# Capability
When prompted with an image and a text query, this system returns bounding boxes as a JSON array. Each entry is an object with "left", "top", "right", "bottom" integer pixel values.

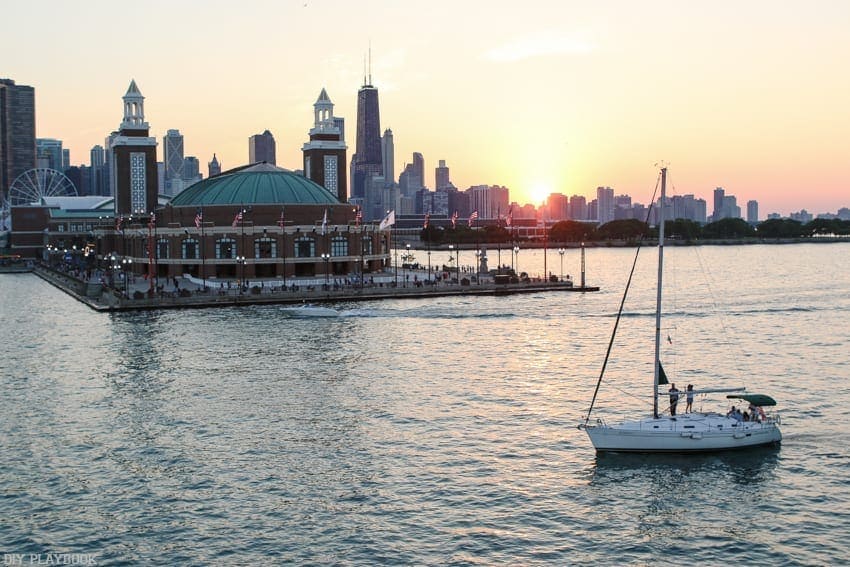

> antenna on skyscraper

[
  {"left": 363, "top": 53, "right": 367, "bottom": 85},
  {"left": 368, "top": 40, "right": 372, "bottom": 85}
]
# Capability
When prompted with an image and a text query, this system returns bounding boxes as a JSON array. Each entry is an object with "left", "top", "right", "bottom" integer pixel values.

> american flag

[
  {"left": 355, "top": 207, "right": 362, "bottom": 227},
  {"left": 321, "top": 209, "right": 328, "bottom": 235},
  {"left": 451, "top": 210, "right": 458, "bottom": 229},
  {"left": 232, "top": 210, "right": 243, "bottom": 228},
  {"left": 115, "top": 215, "right": 123, "bottom": 233},
  {"left": 195, "top": 209, "right": 203, "bottom": 229},
  {"left": 277, "top": 208, "right": 285, "bottom": 228},
  {"left": 506, "top": 205, "right": 513, "bottom": 227},
  {"left": 148, "top": 212, "right": 156, "bottom": 229},
  {"left": 469, "top": 210, "right": 479, "bottom": 226},
  {"left": 423, "top": 212, "right": 430, "bottom": 229}
]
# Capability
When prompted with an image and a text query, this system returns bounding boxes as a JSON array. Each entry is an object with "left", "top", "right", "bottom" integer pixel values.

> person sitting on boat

[
  {"left": 749, "top": 402, "right": 766, "bottom": 423},
  {"left": 668, "top": 383, "right": 680, "bottom": 416},
  {"left": 685, "top": 384, "right": 695, "bottom": 413}
]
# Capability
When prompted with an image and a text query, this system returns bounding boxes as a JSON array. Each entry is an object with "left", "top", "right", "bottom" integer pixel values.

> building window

[
  {"left": 156, "top": 238, "right": 169, "bottom": 259},
  {"left": 216, "top": 238, "right": 236, "bottom": 259},
  {"left": 295, "top": 236, "right": 315, "bottom": 258},
  {"left": 182, "top": 238, "right": 199, "bottom": 260},
  {"left": 130, "top": 152, "right": 147, "bottom": 214},
  {"left": 362, "top": 236, "right": 373, "bottom": 255},
  {"left": 324, "top": 155, "right": 338, "bottom": 194},
  {"left": 331, "top": 236, "right": 348, "bottom": 257},
  {"left": 255, "top": 237, "right": 276, "bottom": 259}
]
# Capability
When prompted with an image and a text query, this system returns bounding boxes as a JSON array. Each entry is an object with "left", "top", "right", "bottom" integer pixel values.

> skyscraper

[
  {"left": 90, "top": 145, "right": 106, "bottom": 196},
  {"left": 302, "top": 88, "right": 348, "bottom": 202},
  {"left": 381, "top": 128, "right": 394, "bottom": 183},
  {"left": 0, "top": 78, "right": 36, "bottom": 202},
  {"left": 569, "top": 195, "right": 588, "bottom": 220},
  {"left": 108, "top": 80, "right": 158, "bottom": 216},
  {"left": 351, "top": 74, "right": 382, "bottom": 201},
  {"left": 435, "top": 159, "right": 450, "bottom": 191},
  {"left": 163, "top": 129, "right": 185, "bottom": 194},
  {"left": 712, "top": 187, "right": 725, "bottom": 222},
  {"left": 249, "top": 130, "right": 276, "bottom": 165},
  {"left": 36, "top": 138, "right": 63, "bottom": 170},
  {"left": 208, "top": 154, "right": 221, "bottom": 178},
  {"left": 747, "top": 200, "right": 758, "bottom": 224},
  {"left": 596, "top": 186, "right": 615, "bottom": 224}
]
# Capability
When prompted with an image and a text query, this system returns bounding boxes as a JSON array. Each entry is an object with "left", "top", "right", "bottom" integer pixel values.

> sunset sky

[{"left": 3, "top": 0, "right": 849, "bottom": 215}]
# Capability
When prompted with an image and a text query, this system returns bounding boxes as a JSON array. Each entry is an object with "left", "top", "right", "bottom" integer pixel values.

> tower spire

[{"left": 368, "top": 41, "right": 372, "bottom": 85}]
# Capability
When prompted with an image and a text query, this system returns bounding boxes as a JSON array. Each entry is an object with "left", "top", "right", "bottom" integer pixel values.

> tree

[
  {"left": 549, "top": 220, "right": 594, "bottom": 242},
  {"left": 595, "top": 219, "right": 650, "bottom": 241},
  {"left": 804, "top": 218, "right": 850, "bottom": 236},
  {"left": 666, "top": 218, "right": 702, "bottom": 241},
  {"left": 756, "top": 218, "right": 803, "bottom": 238},
  {"left": 702, "top": 218, "right": 755, "bottom": 239}
]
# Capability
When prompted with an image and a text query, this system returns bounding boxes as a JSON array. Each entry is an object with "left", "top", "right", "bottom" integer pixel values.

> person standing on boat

[
  {"left": 668, "top": 383, "right": 680, "bottom": 416},
  {"left": 686, "top": 384, "right": 695, "bottom": 413}
]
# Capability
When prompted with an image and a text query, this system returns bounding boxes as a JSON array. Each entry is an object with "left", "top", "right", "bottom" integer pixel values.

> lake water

[{"left": 1, "top": 242, "right": 849, "bottom": 565}]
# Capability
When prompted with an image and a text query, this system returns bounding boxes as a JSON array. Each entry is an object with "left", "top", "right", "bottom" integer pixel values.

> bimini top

[{"left": 170, "top": 163, "right": 340, "bottom": 207}]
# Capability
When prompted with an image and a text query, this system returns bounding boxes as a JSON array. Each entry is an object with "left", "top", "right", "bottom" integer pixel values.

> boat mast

[{"left": 653, "top": 167, "right": 667, "bottom": 418}]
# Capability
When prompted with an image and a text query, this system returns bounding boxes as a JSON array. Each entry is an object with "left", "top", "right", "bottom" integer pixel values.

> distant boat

[
  {"left": 281, "top": 303, "right": 339, "bottom": 317},
  {"left": 579, "top": 167, "right": 782, "bottom": 453}
]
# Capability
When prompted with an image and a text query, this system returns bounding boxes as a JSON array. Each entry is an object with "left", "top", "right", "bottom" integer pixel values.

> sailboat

[{"left": 579, "top": 167, "right": 782, "bottom": 453}]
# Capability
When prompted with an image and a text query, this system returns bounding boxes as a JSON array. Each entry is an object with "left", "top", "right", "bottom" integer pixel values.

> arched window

[
  {"left": 156, "top": 238, "right": 169, "bottom": 259},
  {"left": 331, "top": 236, "right": 348, "bottom": 257},
  {"left": 182, "top": 238, "right": 199, "bottom": 259},
  {"left": 255, "top": 237, "right": 276, "bottom": 259},
  {"left": 216, "top": 237, "right": 236, "bottom": 259},
  {"left": 295, "top": 236, "right": 315, "bottom": 258}
]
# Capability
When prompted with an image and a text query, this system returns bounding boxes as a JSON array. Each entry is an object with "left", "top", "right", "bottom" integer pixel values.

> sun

[{"left": 528, "top": 182, "right": 552, "bottom": 205}]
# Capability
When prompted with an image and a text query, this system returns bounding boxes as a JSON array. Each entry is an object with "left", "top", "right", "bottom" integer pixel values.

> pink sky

[{"left": 3, "top": 0, "right": 848, "bottom": 216}]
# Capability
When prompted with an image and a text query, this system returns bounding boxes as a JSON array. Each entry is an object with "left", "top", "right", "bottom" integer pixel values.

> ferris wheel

[{"left": 8, "top": 167, "right": 78, "bottom": 206}]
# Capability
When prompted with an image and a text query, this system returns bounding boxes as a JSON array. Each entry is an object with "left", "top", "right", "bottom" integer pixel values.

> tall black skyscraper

[
  {"left": 351, "top": 72, "right": 382, "bottom": 201},
  {"left": 0, "top": 78, "right": 36, "bottom": 204},
  {"left": 249, "top": 130, "right": 276, "bottom": 165}
]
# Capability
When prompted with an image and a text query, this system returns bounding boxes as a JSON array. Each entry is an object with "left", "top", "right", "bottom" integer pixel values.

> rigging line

[
  {"left": 584, "top": 170, "right": 662, "bottom": 425},
  {"left": 692, "top": 245, "right": 747, "bottom": 375}
]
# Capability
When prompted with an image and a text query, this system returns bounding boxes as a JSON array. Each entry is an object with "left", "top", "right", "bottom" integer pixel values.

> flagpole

[
  {"left": 497, "top": 206, "right": 502, "bottom": 274},
  {"left": 201, "top": 209, "right": 206, "bottom": 291},
  {"left": 393, "top": 225, "right": 398, "bottom": 287},
  {"left": 282, "top": 208, "right": 286, "bottom": 289}
]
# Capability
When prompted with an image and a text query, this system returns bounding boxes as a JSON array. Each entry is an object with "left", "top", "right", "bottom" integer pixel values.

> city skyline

[{"left": 2, "top": 0, "right": 849, "bottom": 215}]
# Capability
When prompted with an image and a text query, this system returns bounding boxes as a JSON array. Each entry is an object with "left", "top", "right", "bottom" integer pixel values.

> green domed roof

[{"left": 170, "top": 163, "right": 340, "bottom": 207}]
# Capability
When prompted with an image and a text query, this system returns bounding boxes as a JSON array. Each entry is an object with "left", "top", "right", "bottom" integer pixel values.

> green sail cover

[
  {"left": 657, "top": 362, "right": 669, "bottom": 385},
  {"left": 726, "top": 394, "right": 777, "bottom": 407}
]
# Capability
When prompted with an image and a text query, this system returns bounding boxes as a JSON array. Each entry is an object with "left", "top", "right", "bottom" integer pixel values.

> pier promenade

[{"left": 31, "top": 263, "right": 599, "bottom": 312}]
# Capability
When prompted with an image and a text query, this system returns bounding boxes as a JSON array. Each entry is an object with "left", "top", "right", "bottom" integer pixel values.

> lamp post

[
  {"left": 558, "top": 247, "right": 565, "bottom": 281},
  {"left": 321, "top": 252, "right": 330, "bottom": 285},
  {"left": 513, "top": 245, "right": 520, "bottom": 278},
  {"left": 122, "top": 258, "right": 131, "bottom": 295},
  {"left": 580, "top": 240, "right": 586, "bottom": 289},
  {"left": 404, "top": 243, "right": 410, "bottom": 287},
  {"left": 236, "top": 255, "right": 246, "bottom": 291}
]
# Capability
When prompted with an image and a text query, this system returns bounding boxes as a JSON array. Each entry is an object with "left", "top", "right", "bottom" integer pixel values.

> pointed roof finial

[
  {"left": 317, "top": 87, "right": 331, "bottom": 104},
  {"left": 125, "top": 79, "right": 141, "bottom": 96}
]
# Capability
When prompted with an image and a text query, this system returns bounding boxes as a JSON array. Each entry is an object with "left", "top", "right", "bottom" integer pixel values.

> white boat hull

[
  {"left": 583, "top": 413, "right": 782, "bottom": 453},
  {"left": 281, "top": 305, "right": 339, "bottom": 317}
]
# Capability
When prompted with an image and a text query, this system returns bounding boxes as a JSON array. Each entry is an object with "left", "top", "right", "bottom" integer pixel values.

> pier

[{"left": 30, "top": 263, "right": 599, "bottom": 312}]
